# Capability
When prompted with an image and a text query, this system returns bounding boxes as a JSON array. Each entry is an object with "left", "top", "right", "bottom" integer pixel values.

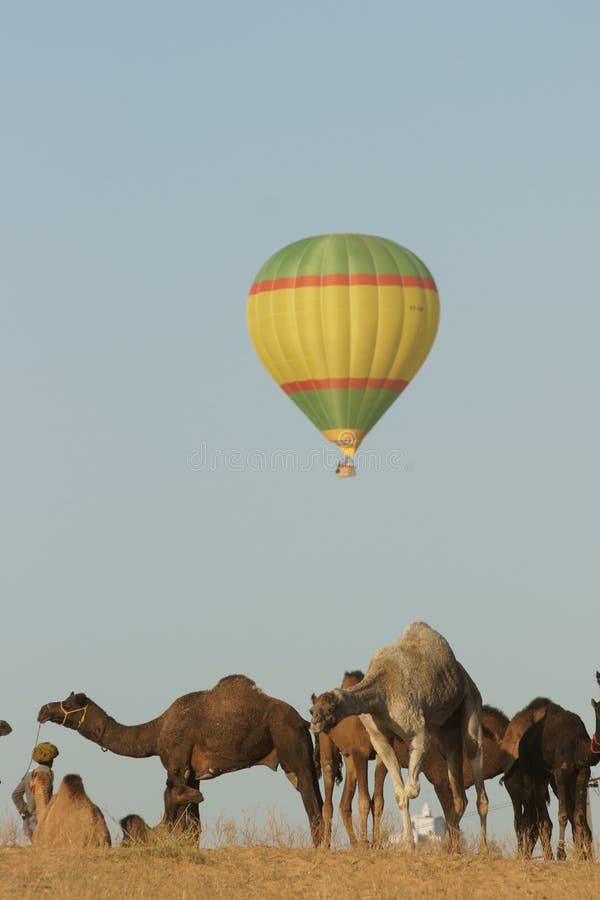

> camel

[
  {"left": 316, "top": 671, "right": 507, "bottom": 850},
  {"left": 498, "top": 697, "right": 550, "bottom": 855},
  {"left": 38, "top": 674, "right": 323, "bottom": 845},
  {"left": 0, "top": 721, "right": 11, "bottom": 737},
  {"left": 391, "top": 704, "right": 508, "bottom": 850},
  {"left": 310, "top": 622, "right": 489, "bottom": 852},
  {"left": 512, "top": 676, "right": 600, "bottom": 861},
  {"left": 120, "top": 813, "right": 151, "bottom": 845},
  {"left": 315, "top": 670, "right": 384, "bottom": 848},
  {"left": 30, "top": 770, "right": 111, "bottom": 848}
]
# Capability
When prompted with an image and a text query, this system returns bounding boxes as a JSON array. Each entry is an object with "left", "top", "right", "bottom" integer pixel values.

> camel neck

[
  {"left": 581, "top": 732, "right": 600, "bottom": 768},
  {"left": 337, "top": 677, "right": 385, "bottom": 717},
  {"left": 79, "top": 706, "right": 163, "bottom": 759}
]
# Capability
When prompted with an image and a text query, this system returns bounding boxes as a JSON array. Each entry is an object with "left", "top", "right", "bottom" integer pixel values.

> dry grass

[{"left": 2, "top": 814, "right": 600, "bottom": 899}]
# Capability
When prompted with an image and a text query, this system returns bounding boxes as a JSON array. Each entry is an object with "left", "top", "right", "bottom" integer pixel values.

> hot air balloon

[{"left": 247, "top": 234, "right": 439, "bottom": 476}]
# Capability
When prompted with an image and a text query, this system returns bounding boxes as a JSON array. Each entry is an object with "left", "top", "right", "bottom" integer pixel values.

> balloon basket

[{"left": 335, "top": 460, "right": 356, "bottom": 478}]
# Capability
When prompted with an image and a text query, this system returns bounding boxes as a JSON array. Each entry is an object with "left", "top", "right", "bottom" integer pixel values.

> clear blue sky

[{"left": 2, "top": 1, "right": 599, "bottom": 843}]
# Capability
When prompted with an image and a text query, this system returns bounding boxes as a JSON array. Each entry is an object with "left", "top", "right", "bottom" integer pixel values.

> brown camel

[
  {"left": 315, "top": 670, "right": 384, "bottom": 848},
  {"left": 31, "top": 770, "right": 111, "bottom": 848},
  {"left": 120, "top": 813, "right": 151, "bottom": 845},
  {"left": 0, "top": 721, "right": 11, "bottom": 737},
  {"left": 512, "top": 676, "right": 600, "bottom": 861},
  {"left": 498, "top": 697, "right": 550, "bottom": 855},
  {"left": 310, "top": 622, "right": 489, "bottom": 852},
  {"left": 38, "top": 675, "right": 323, "bottom": 845}
]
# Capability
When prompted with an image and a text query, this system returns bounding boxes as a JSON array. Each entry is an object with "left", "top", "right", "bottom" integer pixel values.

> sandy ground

[{"left": 2, "top": 846, "right": 600, "bottom": 899}]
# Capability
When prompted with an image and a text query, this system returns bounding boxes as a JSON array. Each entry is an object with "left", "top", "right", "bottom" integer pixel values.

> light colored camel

[
  {"left": 310, "top": 622, "right": 489, "bottom": 851},
  {"left": 31, "top": 770, "right": 111, "bottom": 848}
]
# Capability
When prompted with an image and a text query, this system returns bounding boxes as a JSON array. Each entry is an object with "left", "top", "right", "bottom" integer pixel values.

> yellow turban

[{"left": 32, "top": 742, "right": 59, "bottom": 764}]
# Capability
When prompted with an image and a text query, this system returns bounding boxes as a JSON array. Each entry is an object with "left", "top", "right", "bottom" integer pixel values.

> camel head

[
  {"left": 309, "top": 690, "right": 343, "bottom": 734},
  {"left": 0, "top": 720, "right": 12, "bottom": 737},
  {"left": 30, "top": 768, "right": 53, "bottom": 804},
  {"left": 591, "top": 672, "right": 600, "bottom": 717},
  {"left": 163, "top": 778, "right": 204, "bottom": 823},
  {"left": 166, "top": 779, "right": 204, "bottom": 806},
  {"left": 38, "top": 692, "right": 90, "bottom": 729}
]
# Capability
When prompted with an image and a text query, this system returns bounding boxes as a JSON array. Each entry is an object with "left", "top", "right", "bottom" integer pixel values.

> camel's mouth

[{"left": 37, "top": 704, "right": 53, "bottom": 724}]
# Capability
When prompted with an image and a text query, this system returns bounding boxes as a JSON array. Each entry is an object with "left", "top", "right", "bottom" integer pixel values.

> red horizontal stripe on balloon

[
  {"left": 249, "top": 274, "right": 436, "bottom": 294},
  {"left": 281, "top": 377, "right": 409, "bottom": 395}
]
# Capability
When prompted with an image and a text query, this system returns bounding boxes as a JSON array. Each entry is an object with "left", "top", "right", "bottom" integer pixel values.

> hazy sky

[{"left": 2, "top": 1, "right": 599, "bottom": 843}]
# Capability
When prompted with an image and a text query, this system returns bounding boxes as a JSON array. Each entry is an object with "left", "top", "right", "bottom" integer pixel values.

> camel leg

[
  {"left": 573, "top": 767, "right": 593, "bottom": 860},
  {"left": 360, "top": 715, "right": 415, "bottom": 849},
  {"left": 184, "top": 771, "right": 202, "bottom": 837},
  {"left": 372, "top": 758, "right": 387, "bottom": 849},
  {"left": 275, "top": 728, "right": 323, "bottom": 847},
  {"left": 406, "top": 728, "right": 429, "bottom": 799},
  {"left": 460, "top": 691, "right": 489, "bottom": 852},
  {"left": 554, "top": 771, "right": 569, "bottom": 861},
  {"left": 503, "top": 771, "right": 536, "bottom": 857},
  {"left": 433, "top": 777, "right": 460, "bottom": 853},
  {"left": 319, "top": 737, "right": 336, "bottom": 849},
  {"left": 435, "top": 726, "right": 466, "bottom": 854},
  {"left": 339, "top": 758, "right": 358, "bottom": 846},
  {"left": 533, "top": 778, "right": 553, "bottom": 860},
  {"left": 163, "top": 770, "right": 202, "bottom": 840},
  {"left": 353, "top": 753, "right": 371, "bottom": 847}
]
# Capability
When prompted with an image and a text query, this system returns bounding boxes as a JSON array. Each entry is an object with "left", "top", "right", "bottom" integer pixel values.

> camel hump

[
  {"left": 215, "top": 674, "right": 257, "bottom": 690},
  {"left": 60, "top": 774, "right": 85, "bottom": 798},
  {"left": 481, "top": 705, "right": 510, "bottom": 729},
  {"left": 524, "top": 696, "right": 552, "bottom": 711},
  {"left": 398, "top": 622, "right": 457, "bottom": 660}
]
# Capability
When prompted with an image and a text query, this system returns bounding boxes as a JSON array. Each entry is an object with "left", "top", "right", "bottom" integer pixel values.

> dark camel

[
  {"left": 316, "top": 670, "right": 508, "bottom": 850},
  {"left": 120, "top": 814, "right": 151, "bottom": 845},
  {"left": 498, "top": 697, "right": 550, "bottom": 855},
  {"left": 512, "top": 676, "right": 600, "bottom": 861},
  {"left": 38, "top": 675, "right": 323, "bottom": 845}
]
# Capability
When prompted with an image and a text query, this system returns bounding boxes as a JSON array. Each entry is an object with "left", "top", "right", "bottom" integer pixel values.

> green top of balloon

[{"left": 252, "top": 233, "right": 435, "bottom": 282}]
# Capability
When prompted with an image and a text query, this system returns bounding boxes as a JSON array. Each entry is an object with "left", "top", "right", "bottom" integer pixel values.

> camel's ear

[
  {"left": 596, "top": 671, "right": 600, "bottom": 687},
  {"left": 592, "top": 698, "right": 598, "bottom": 710},
  {"left": 310, "top": 693, "right": 317, "bottom": 704}
]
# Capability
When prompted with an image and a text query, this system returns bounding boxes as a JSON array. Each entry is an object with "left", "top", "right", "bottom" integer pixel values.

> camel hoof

[{"left": 556, "top": 848, "right": 566, "bottom": 861}]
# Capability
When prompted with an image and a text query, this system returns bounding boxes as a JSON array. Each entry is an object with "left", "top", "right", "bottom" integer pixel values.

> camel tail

[
  {"left": 312, "top": 734, "right": 322, "bottom": 779},
  {"left": 500, "top": 759, "right": 518, "bottom": 786},
  {"left": 333, "top": 747, "right": 343, "bottom": 785}
]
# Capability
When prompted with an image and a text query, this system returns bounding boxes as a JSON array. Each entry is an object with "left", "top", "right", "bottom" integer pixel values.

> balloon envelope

[{"left": 247, "top": 234, "right": 439, "bottom": 461}]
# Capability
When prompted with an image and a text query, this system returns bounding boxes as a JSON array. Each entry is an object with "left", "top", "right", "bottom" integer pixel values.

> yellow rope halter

[{"left": 60, "top": 701, "right": 88, "bottom": 728}]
